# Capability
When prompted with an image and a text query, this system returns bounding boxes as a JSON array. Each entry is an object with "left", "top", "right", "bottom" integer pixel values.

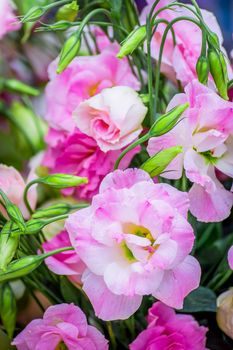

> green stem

[
  {"left": 106, "top": 322, "right": 117, "bottom": 350},
  {"left": 23, "top": 179, "right": 38, "bottom": 215},
  {"left": 114, "top": 133, "right": 150, "bottom": 170},
  {"left": 212, "top": 270, "right": 233, "bottom": 292}
]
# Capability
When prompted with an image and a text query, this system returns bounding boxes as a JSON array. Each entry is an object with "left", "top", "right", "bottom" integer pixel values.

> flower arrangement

[{"left": 0, "top": 0, "right": 233, "bottom": 349}]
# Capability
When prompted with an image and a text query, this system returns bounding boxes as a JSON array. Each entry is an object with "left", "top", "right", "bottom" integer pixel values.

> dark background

[{"left": 136, "top": 0, "right": 233, "bottom": 53}]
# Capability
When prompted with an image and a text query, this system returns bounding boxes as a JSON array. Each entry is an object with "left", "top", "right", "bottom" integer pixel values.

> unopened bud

[
  {"left": 141, "top": 146, "right": 183, "bottom": 177},
  {"left": 217, "top": 288, "right": 233, "bottom": 340},
  {"left": 0, "top": 223, "right": 19, "bottom": 270},
  {"left": 0, "top": 78, "right": 39, "bottom": 96},
  {"left": 57, "top": 33, "right": 81, "bottom": 73},
  {"left": 117, "top": 26, "right": 146, "bottom": 58},
  {"left": 21, "top": 6, "right": 45, "bottom": 23},
  {"left": 56, "top": 1, "right": 79, "bottom": 22},
  {"left": 150, "top": 103, "right": 189, "bottom": 137},
  {"left": 196, "top": 56, "right": 209, "bottom": 85},
  {"left": 0, "top": 283, "right": 16, "bottom": 339},
  {"left": 208, "top": 48, "right": 229, "bottom": 100},
  {"left": 208, "top": 31, "right": 220, "bottom": 49},
  {"left": 32, "top": 202, "right": 88, "bottom": 219},
  {"left": 37, "top": 174, "right": 88, "bottom": 188}
]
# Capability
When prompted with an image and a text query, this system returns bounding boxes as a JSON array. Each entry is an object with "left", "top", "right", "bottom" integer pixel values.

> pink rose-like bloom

[
  {"left": 130, "top": 301, "right": 208, "bottom": 350},
  {"left": 74, "top": 86, "right": 147, "bottom": 152},
  {"left": 66, "top": 169, "right": 201, "bottom": 321},
  {"left": 0, "top": 164, "right": 36, "bottom": 218},
  {"left": 42, "top": 230, "right": 85, "bottom": 285},
  {"left": 0, "top": 0, "right": 21, "bottom": 39},
  {"left": 45, "top": 46, "right": 140, "bottom": 133},
  {"left": 140, "top": 0, "right": 232, "bottom": 86},
  {"left": 12, "top": 303, "right": 108, "bottom": 350},
  {"left": 148, "top": 80, "right": 233, "bottom": 223},
  {"left": 43, "top": 128, "right": 139, "bottom": 200},
  {"left": 228, "top": 246, "right": 233, "bottom": 270}
]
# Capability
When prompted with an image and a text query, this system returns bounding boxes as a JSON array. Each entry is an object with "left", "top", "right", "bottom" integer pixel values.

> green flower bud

[
  {"left": 208, "top": 48, "right": 229, "bottom": 100},
  {"left": 117, "top": 26, "right": 146, "bottom": 58},
  {"left": 196, "top": 56, "right": 209, "bottom": 85},
  {"left": 141, "top": 146, "right": 183, "bottom": 177},
  {"left": 56, "top": 1, "right": 79, "bottom": 22},
  {"left": 37, "top": 174, "right": 88, "bottom": 188},
  {"left": 0, "top": 223, "right": 19, "bottom": 270},
  {"left": 32, "top": 202, "right": 88, "bottom": 219},
  {"left": 0, "top": 190, "right": 25, "bottom": 231},
  {"left": 0, "top": 283, "right": 16, "bottom": 339},
  {"left": 37, "top": 20, "right": 73, "bottom": 32},
  {"left": 57, "top": 33, "right": 81, "bottom": 74},
  {"left": 1, "top": 79, "right": 39, "bottom": 96},
  {"left": 9, "top": 102, "right": 47, "bottom": 157},
  {"left": 208, "top": 31, "right": 220, "bottom": 49},
  {"left": 21, "top": 6, "right": 45, "bottom": 23},
  {"left": 149, "top": 103, "right": 189, "bottom": 137},
  {"left": 0, "top": 248, "right": 73, "bottom": 283}
]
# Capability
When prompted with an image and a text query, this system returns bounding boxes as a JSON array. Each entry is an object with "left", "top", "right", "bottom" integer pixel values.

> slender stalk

[{"left": 106, "top": 322, "right": 117, "bottom": 350}]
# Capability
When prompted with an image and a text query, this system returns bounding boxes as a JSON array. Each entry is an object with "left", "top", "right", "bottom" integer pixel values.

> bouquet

[{"left": 0, "top": 0, "right": 233, "bottom": 349}]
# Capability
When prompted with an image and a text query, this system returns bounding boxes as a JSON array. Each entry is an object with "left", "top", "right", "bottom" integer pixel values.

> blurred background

[{"left": 136, "top": 0, "right": 233, "bottom": 53}]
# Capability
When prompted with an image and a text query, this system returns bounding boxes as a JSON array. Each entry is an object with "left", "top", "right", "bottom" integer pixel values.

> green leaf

[
  {"left": 60, "top": 276, "right": 81, "bottom": 305},
  {"left": 181, "top": 286, "right": 216, "bottom": 313}
]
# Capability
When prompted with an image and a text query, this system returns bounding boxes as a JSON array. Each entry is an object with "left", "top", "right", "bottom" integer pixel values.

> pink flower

[
  {"left": 0, "top": 164, "right": 36, "bottom": 218},
  {"left": 12, "top": 303, "right": 108, "bottom": 350},
  {"left": 45, "top": 46, "right": 140, "bottom": 133},
  {"left": 130, "top": 301, "right": 208, "bottom": 350},
  {"left": 140, "top": 0, "right": 232, "bottom": 86},
  {"left": 228, "top": 246, "right": 233, "bottom": 270},
  {"left": 73, "top": 86, "right": 147, "bottom": 152},
  {"left": 65, "top": 168, "right": 201, "bottom": 321},
  {"left": 148, "top": 80, "right": 233, "bottom": 222},
  {"left": 42, "top": 230, "right": 85, "bottom": 285},
  {"left": 0, "top": 0, "right": 21, "bottom": 39},
  {"left": 43, "top": 128, "right": 138, "bottom": 200}
]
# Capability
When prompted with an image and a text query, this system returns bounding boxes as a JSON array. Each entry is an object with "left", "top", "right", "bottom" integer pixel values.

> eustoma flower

[
  {"left": 148, "top": 80, "right": 233, "bottom": 222},
  {"left": 73, "top": 86, "right": 147, "bottom": 152},
  {"left": 42, "top": 230, "right": 85, "bottom": 285},
  {"left": 130, "top": 301, "right": 208, "bottom": 350},
  {"left": 0, "top": 0, "right": 21, "bottom": 39},
  {"left": 12, "top": 303, "right": 109, "bottom": 350},
  {"left": 43, "top": 43, "right": 143, "bottom": 199},
  {"left": 66, "top": 169, "right": 201, "bottom": 320},
  {"left": 0, "top": 164, "right": 36, "bottom": 218},
  {"left": 140, "top": 0, "right": 232, "bottom": 86}
]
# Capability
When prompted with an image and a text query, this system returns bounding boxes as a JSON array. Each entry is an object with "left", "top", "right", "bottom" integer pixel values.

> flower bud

[
  {"left": 0, "top": 223, "right": 19, "bottom": 270},
  {"left": 6, "top": 205, "right": 25, "bottom": 232},
  {"left": 37, "top": 20, "right": 72, "bottom": 32},
  {"left": 117, "top": 26, "right": 146, "bottom": 58},
  {"left": 21, "top": 6, "right": 45, "bottom": 23},
  {"left": 57, "top": 33, "right": 81, "bottom": 74},
  {"left": 1, "top": 79, "right": 39, "bottom": 96},
  {"left": 149, "top": 103, "right": 189, "bottom": 137},
  {"left": 37, "top": 174, "right": 88, "bottom": 189},
  {"left": 9, "top": 102, "right": 47, "bottom": 157},
  {"left": 0, "top": 283, "right": 16, "bottom": 339},
  {"left": 56, "top": 1, "right": 79, "bottom": 22},
  {"left": 208, "top": 48, "right": 229, "bottom": 100},
  {"left": 141, "top": 146, "right": 183, "bottom": 177},
  {"left": 208, "top": 31, "right": 220, "bottom": 49},
  {"left": 196, "top": 56, "right": 209, "bottom": 85},
  {"left": 32, "top": 202, "right": 88, "bottom": 219},
  {"left": 216, "top": 288, "right": 233, "bottom": 339}
]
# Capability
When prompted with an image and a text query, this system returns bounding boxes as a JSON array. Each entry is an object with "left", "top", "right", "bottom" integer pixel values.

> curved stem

[
  {"left": 114, "top": 133, "right": 150, "bottom": 170},
  {"left": 23, "top": 179, "right": 38, "bottom": 215}
]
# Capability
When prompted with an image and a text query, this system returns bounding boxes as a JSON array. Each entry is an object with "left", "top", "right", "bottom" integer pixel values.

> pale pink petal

[{"left": 228, "top": 246, "right": 233, "bottom": 270}]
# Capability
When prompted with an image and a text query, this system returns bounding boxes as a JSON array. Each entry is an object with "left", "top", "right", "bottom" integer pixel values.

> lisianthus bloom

[
  {"left": 66, "top": 168, "right": 201, "bottom": 321},
  {"left": 0, "top": 164, "right": 36, "bottom": 218},
  {"left": 148, "top": 80, "right": 233, "bottom": 222},
  {"left": 42, "top": 230, "right": 85, "bottom": 285},
  {"left": 73, "top": 86, "right": 147, "bottom": 152},
  {"left": 217, "top": 289, "right": 233, "bottom": 340},
  {"left": 0, "top": 0, "right": 21, "bottom": 39},
  {"left": 130, "top": 301, "right": 208, "bottom": 350},
  {"left": 140, "top": 0, "right": 232, "bottom": 86},
  {"left": 12, "top": 303, "right": 109, "bottom": 350},
  {"left": 45, "top": 46, "right": 140, "bottom": 133},
  {"left": 228, "top": 246, "right": 233, "bottom": 270},
  {"left": 43, "top": 128, "right": 138, "bottom": 200}
]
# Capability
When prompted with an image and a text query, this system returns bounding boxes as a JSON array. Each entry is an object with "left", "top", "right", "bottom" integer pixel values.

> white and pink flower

[
  {"left": 65, "top": 168, "right": 201, "bottom": 320},
  {"left": 148, "top": 80, "right": 233, "bottom": 222}
]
